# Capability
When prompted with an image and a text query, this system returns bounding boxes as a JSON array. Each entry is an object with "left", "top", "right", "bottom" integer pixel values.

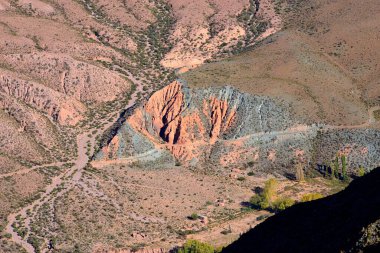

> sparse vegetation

[
  {"left": 301, "top": 193, "right": 323, "bottom": 202},
  {"left": 357, "top": 166, "right": 366, "bottom": 177},
  {"left": 250, "top": 178, "right": 294, "bottom": 212},
  {"left": 1, "top": 0, "right": 379, "bottom": 252},
  {"left": 176, "top": 240, "right": 217, "bottom": 253},
  {"left": 189, "top": 213, "right": 199, "bottom": 220},
  {"left": 273, "top": 197, "right": 295, "bottom": 212}
]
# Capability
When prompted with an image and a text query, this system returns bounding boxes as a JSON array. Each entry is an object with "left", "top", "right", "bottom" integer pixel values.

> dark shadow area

[
  {"left": 223, "top": 167, "right": 380, "bottom": 253},
  {"left": 240, "top": 201, "right": 252, "bottom": 208}
]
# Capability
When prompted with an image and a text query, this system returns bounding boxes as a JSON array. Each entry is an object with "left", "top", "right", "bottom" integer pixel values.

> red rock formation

[
  {"left": 111, "top": 81, "right": 239, "bottom": 160},
  {"left": 208, "top": 97, "right": 236, "bottom": 144}
]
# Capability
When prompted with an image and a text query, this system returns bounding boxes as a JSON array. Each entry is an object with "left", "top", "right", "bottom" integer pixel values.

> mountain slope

[
  {"left": 182, "top": 0, "right": 380, "bottom": 126},
  {"left": 222, "top": 168, "right": 380, "bottom": 253}
]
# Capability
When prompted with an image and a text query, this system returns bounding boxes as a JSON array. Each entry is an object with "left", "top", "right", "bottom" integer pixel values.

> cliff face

[{"left": 96, "top": 81, "right": 380, "bottom": 173}]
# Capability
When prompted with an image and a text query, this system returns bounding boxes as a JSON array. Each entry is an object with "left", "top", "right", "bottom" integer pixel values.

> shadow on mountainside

[{"left": 222, "top": 167, "right": 380, "bottom": 253}]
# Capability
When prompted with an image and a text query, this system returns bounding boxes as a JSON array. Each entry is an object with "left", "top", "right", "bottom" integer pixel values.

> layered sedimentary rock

[
  {"left": 96, "top": 80, "right": 292, "bottom": 162},
  {"left": 96, "top": 81, "right": 380, "bottom": 173}
]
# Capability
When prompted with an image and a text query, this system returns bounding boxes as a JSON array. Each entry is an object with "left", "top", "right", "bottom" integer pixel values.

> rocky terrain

[
  {"left": 0, "top": 0, "right": 379, "bottom": 252},
  {"left": 96, "top": 80, "right": 380, "bottom": 174}
]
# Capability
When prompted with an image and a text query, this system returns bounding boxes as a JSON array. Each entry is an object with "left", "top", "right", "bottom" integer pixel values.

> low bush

[
  {"left": 250, "top": 194, "right": 269, "bottom": 210},
  {"left": 188, "top": 213, "right": 199, "bottom": 220},
  {"left": 176, "top": 240, "right": 216, "bottom": 253},
  {"left": 273, "top": 197, "right": 295, "bottom": 211},
  {"left": 250, "top": 179, "right": 295, "bottom": 212},
  {"left": 301, "top": 193, "right": 323, "bottom": 202}
]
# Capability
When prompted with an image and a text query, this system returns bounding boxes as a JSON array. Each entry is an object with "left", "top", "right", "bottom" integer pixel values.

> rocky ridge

[{"left": 95, "top": 81, "right": 380, "bottom": 174}]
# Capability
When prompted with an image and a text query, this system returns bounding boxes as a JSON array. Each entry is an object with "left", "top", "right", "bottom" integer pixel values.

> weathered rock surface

[
  {"left": 97, "top": 81, "right": 380, "bottom": 174},
  {"left": 0, "top": 71, "right": 85, "bottom": 125},
  {"left": 2, "top": 53, "right": 131, "bottom": 103}
]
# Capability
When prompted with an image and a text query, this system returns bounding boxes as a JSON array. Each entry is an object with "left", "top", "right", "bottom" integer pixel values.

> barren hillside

[{"left": 0, "top": 0, "right": 379, "bottom": 253}]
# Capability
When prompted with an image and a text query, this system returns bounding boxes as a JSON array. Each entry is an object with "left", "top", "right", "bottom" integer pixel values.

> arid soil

[
  {"left": 0, "top": 0, "right": 379, "bottom": 253},
  {"left": 182, "top": 0, "right": 380, "bottom": 124},
  {"left": 2, "top": 71, "right": 144, "bottom": 253}
]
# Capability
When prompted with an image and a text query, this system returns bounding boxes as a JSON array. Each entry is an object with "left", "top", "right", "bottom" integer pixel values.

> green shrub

[
  {"left": 3, "top": 233, "right": 12, "bottom": 239},
  {"left": 357, "top": 166, "right": 366, "bottom": 177},
  {"left": 250, "top": 178, "right": 295, "bottom": 212},
  {"left": 273, "top": 197, "right": 295, "bottom": 211},
  {"left": 189, "top": 213, "right": 199, "bottom": 220},
  {"left": 301, "top": 193, "right": 323, "bottom": 202},
  {"left": 250, "top": 194, "right": 268, "bottom": 209},
  {"left": 177, "top": 240, "right": 215, "bottom": 253},
  {"left": 250, "top": 178, "right": 279, "bottom": 210}
]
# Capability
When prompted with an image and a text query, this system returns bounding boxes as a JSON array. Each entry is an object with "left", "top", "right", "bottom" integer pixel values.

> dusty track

[{"left": 0, "top": 161, "right": 74, "bottom": 180}]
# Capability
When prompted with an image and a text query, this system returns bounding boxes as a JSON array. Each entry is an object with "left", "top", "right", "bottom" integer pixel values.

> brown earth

[
  {"left": 0, "top": 0, "right": 379, "bottom": 253},
  {"left": 182, "top": 0, "right": 380, "bottom": 125}
]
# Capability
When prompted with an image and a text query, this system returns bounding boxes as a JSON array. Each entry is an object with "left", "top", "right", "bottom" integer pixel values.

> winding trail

[
  {"left": 4, "top": 71, "right": 144, "bottom": 253},
  {"left": 91, "top": 149, "right": 163, "bottom": 167},
  {"left": 0, "top": 161, "right": 74, "bottom": 180}
]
